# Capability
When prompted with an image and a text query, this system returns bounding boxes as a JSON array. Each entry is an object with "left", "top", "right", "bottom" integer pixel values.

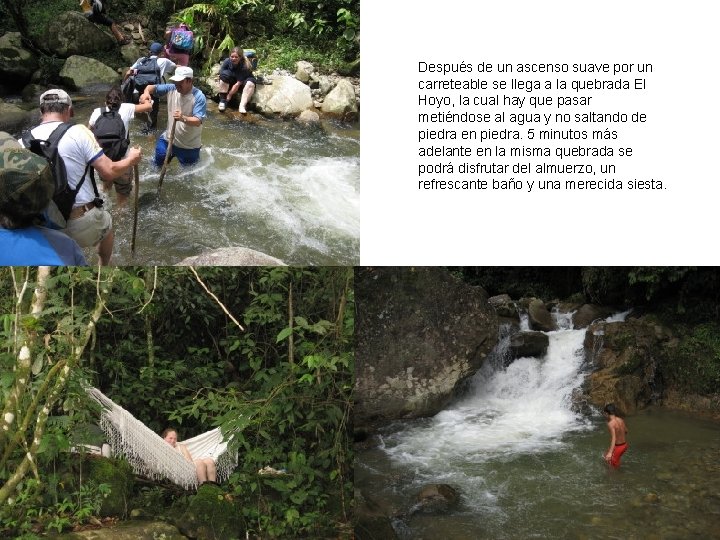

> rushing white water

[
  {"left": 360, "top": 310, "right": 720, "bottom": 539},
  {"left": 49, "top": 97, "right": 360, "bottom": 265},
  {"left": 383, "top": 311, "right": 629, "bottom": 472}
]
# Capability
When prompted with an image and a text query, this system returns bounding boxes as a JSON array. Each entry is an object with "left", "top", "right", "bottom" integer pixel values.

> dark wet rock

[
  {"left": 528, "top": 298, "right": 557, "bottom": 332},
  {"left": 0, "top": 32, "right": 39, "bottom": 88},
  {"left": 355, "top": 267, "right": 498, "bottom": 428},
  {"left": 0, "top": 102, "right": 32, "bottom": 133},
  {"left": 582, "top": 319, "right": 667, "bottom": 414},
  {"left": 509, "top": 330, "right": 549, "bottom": 360},
  {"left": 354, "top": 489, "right": 400, "bottom": 540},
  {"left": 556, "top": 301, "right": 583, "bottom": 314},
  {"left": 489, "top": 293, "right": 519, "bottom": 319},
  {"left": 662, "top": 389, "right": 720, "bottom": 422},
  {"left": 572, "top": 304, "right": 615, "bottom": 329},
  {"left": 410, "top": 484, "right": 460, "bottom": 515}
]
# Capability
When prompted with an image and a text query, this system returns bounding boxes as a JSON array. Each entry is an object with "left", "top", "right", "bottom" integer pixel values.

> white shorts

[{"left": 65, "top": 207, "right": 112, "bottom": 248}]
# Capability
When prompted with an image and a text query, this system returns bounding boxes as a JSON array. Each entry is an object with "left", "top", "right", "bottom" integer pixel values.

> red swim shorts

[{"left": 610, "top": 442, "right": 628, "bottom": 468}]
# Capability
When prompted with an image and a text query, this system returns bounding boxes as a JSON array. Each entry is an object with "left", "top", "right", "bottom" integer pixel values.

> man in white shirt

[
  {"left": 125, "top": 42, "right": 177, "bottom": 129},
  {"left": 24, "top": 89, "right": 142, "bottom": 265}
]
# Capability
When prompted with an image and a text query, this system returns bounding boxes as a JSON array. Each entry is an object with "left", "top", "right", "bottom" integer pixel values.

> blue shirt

[{"left": 0, "top": 227, "right": 87, "bottom": 265}]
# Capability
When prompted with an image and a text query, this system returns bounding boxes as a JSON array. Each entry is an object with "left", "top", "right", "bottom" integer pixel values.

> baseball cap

[
  {"left": 0, "top": 131, "right": 54, "bottom": 217},
  {"left": 39, "top": 89, "right": 72, "bottom": 107},
  {"left": 169, "top": 66, "right": 193, "bottom": 82},
  {"left": 150, "top": 42, "right": 163, "bottom": 54}
]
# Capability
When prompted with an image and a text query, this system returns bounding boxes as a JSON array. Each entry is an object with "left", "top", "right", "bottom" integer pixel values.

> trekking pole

[
  {"left": 157, "top": 118, "right": 178, "bottom": 196},
  {"left": 131, "top": 163, "right": 140, "bottom": 255}
]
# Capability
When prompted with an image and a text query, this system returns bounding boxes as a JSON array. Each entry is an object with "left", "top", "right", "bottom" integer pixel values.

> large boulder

[
  {"left": 294, "top": 60, "right": 315, "bottom": 83},
  {"left": 573, "top": 303, "right": 615, "bottom": 329},
  {"left": 582, "top": 318, "right": 668, "bottom": 414},
  {"left": 44, "top": 11, "right": 116, "bottom": 57},
  {"left": 0, "top": 32, "right": 39, "bottom": 88},
  {"left": 203, "top": 63, "right": 222, "bottom": 97},
  {"left": 320, "top": 79, "right": 358, "bottom": 116},
  {"left": 59, "top": 55, "right": 120, "bottom": 91},
  {"left": 252, "top": 75, "right": 313, "bottom": 116},
  {"left": 355, "top": 267, "right": 498, "bottom": 427},
  {"left": 176, "top": 247, "right": 285, "bottom": 266},
  {"left": 527, "top": 298, "right": 557, "bottom": 332},
  {"left": 509, "top": 330, "right": 549, "bottom": 360},
  {"left": 0, "top": 102, "right": 32, "bottom": 133},
  {"left": 488, "top": 293, "right": 519, "bottom": 320}
]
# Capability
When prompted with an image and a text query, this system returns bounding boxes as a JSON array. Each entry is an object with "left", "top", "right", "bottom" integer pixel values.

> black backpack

[
  {"left": 92, "top": 108, "right": 129, "bottom": 162},
  {"left": 21, "top": 123, "right": 94, "bottom": 223},
  {"left": 134, "top": 56, "right": 161, "bottom": 86}
]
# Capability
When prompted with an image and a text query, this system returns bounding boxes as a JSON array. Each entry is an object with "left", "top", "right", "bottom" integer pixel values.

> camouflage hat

[
  {"left": 0, "top": 131, "right": 21, "bottom": 152},
  {"left": 0, "top": 131, "right": 54, "bottom": 216}
]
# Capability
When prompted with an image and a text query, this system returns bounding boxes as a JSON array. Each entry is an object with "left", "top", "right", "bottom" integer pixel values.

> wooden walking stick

[
  {"left": 131, "top": 163, "right": 140, "bottom": 254},
  {"left": 157, "top": 118, "right": 178, "bottom": 196}
]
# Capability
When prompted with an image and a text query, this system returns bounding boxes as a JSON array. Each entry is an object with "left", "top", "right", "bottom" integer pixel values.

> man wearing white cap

[
  {"left": 139, "top": 66, "right": 207, "bottom": 167},
  {"left": 22, "top": 89, "right": 142, "bottom": 265}
]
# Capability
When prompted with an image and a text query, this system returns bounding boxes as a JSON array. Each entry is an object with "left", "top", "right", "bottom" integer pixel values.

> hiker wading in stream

[
  {"left": 603, "top": 403, "right": 629, "bottom": 468},
  {"left": 139, "top": 66, "right": 207, "bottom": 167}
]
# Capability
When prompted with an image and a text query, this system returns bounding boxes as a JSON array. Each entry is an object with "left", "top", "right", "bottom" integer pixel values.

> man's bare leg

[{"left": 97, "top": 229, "right": 114, "bottom": 266}]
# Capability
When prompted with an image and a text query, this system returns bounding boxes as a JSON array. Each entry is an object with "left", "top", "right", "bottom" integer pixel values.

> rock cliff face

[
  {"left": 355, "top": 268, "right": 498, "bottom": 428},
  {"left": 582, "top": 318, "right": 669, "bottom": 414}
]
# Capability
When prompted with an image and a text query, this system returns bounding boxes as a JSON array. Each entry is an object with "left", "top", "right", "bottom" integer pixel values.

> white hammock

[{"left": 86, "top": 387, "right": 238, "bottom": 490}]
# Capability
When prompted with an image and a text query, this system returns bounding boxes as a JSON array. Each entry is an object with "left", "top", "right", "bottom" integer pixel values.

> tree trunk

[{"left": 0, "top": 268, "right": 119, "bottom": 506}]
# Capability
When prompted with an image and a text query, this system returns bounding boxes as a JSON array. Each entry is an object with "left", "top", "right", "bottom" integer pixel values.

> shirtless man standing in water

[{"left": 603, "top": 403, "right": 628, "bottom": 468}]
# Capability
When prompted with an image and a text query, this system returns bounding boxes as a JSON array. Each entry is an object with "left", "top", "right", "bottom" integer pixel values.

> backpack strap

[
  {"left": 22, "top": 122, "right": 74, "bottom": 154},
  {"left": 86, "top": 165, "right": 101, "bottom": 199}
]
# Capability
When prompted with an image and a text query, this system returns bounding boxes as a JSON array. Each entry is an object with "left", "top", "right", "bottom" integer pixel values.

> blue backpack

[{"left": 170, "top": 27, "right": 194, "bottom": 52}]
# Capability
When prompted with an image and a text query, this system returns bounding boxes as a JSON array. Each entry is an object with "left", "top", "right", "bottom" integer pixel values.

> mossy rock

[
  {"left": 337, "top": 58, "right": 359, "bottom": 76},
  {"left": 88, "top": 457, "right": 135, "bottom": 517},
  {"left": 175, "top": 483, "right": 243, "bottom": 540}
]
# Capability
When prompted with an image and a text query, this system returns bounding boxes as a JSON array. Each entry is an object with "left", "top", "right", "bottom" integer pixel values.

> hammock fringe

[{"left": 86, "top": 387, "right": 238, "bottom": 490}]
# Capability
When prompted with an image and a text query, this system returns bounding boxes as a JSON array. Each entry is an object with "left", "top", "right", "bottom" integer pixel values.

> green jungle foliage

[
  {"left": 453, "top": 267, "right": 584, "bottom": 300},
  {"left": 0, "top": 0, "right": 359, "bottom": 75},
  {"left": 668, "top": 323, "right": 720, "bottom": 395},
  {"left": 453, "top": 266, "right": 720, "bottom": 398},
  {"left": 0, "top": 267, "right": 353, "bottom": 538}
]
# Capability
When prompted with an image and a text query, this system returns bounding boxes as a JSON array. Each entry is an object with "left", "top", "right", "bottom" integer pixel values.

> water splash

[{"left": 383, "top": 310, "right": 632, "bottom": 473}]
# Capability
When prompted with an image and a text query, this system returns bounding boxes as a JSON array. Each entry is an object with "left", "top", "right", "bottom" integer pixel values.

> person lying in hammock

[{"left": 162, "top": 427, "right": 218, "bottom": 484}]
